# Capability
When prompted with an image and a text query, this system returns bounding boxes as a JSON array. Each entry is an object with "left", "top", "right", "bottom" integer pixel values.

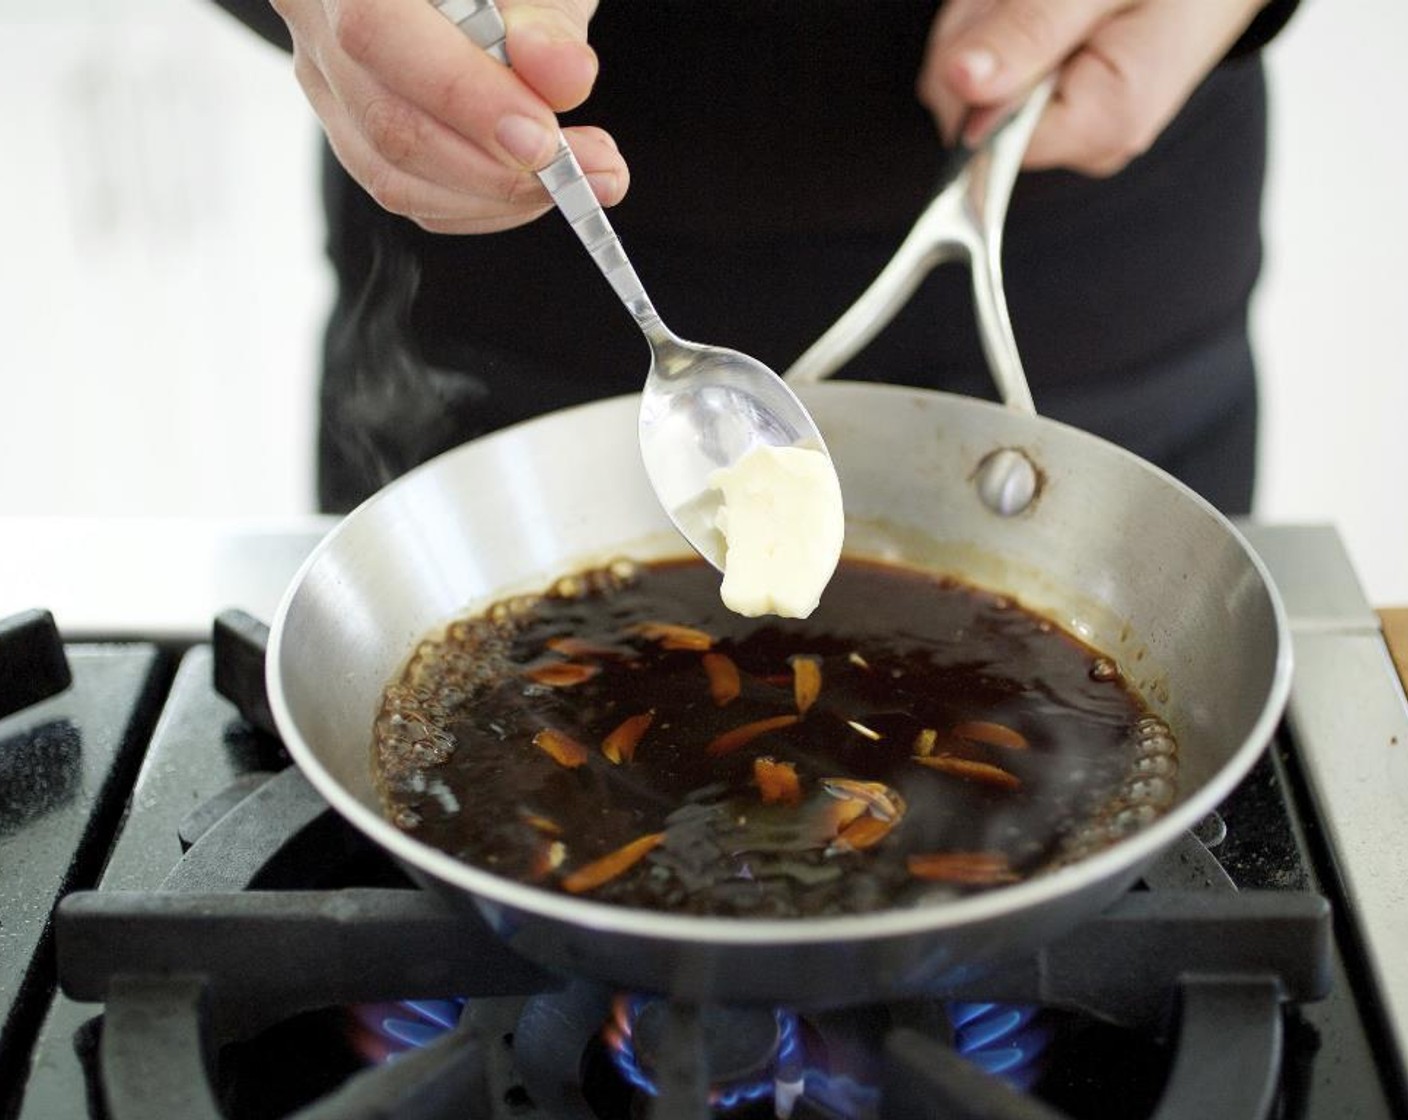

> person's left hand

[{"left": 917, "top": 0, "right": 1270, "bottom": 177}]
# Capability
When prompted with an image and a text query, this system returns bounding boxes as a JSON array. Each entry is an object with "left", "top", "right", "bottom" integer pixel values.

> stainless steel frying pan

[
  {"left": 267, "top": 381, "right": 1288, "bottom": 1008},
  {"left": 266, "top": 80, "right": 1289, "bottom": 1009}
]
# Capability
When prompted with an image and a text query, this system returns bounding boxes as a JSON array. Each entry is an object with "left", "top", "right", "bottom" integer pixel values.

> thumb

[
  {"left": 938, "top": 0, "right": 1117, "bottom": 106},
  {"left": 502, "top": 0, "right": 600, "bottom": 112}
]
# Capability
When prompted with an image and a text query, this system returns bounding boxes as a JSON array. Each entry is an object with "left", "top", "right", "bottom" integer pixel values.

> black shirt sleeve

[
  {"left": 1229, "top": 0, "right": 1301, "bottom": 57},
  {"left": 205, "top": 0, "right": 292, "bottom": 52}
]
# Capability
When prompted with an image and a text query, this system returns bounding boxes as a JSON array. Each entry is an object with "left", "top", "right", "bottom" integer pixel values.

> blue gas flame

[
  {"left": 354, "top": 995, "right": 1047, "bottom": 1110},
  {"left": 352, "top": 997, "right": 466, "bottom": 1060},
  {"left": 948, "top": 1001, "right": 1048, "bottom": 1091},
  {"left": 612, "top": 995, "right": 799, "bottom": 1109}
]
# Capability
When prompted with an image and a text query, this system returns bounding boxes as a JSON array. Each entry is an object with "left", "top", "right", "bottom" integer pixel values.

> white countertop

[{"left": 0, "top": 516, "right": 338, "bottom": 640}]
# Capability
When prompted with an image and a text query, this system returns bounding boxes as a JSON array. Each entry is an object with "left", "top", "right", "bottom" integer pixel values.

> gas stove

[{"left": 0, "top": 521, "right": 1404, "bottom": 1120}]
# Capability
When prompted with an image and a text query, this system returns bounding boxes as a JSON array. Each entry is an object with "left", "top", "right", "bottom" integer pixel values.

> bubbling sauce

[{"left": 372, "top": 558, "right": 1178, "bottom": 917}]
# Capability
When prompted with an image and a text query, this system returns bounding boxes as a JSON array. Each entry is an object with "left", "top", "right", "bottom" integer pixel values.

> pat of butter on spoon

[{"left": 709, "top": 445, "right": 845, "bottom": 620}]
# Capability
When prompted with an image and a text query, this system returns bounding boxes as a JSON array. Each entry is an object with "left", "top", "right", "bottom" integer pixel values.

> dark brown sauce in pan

[{"left": 372, "top": 558, "right": 1177, "bottom": 917}]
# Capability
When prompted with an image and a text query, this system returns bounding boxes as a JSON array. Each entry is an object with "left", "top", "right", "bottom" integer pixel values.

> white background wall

[
  {"left": 0, "top": 0, "right": 325, "bottom": 515},
  {"left": 1254, "top": 0, "right": 1408, "bottom": 605},
  {"left": 2, "top": 0, "right": 1406, "bottom": 602}
]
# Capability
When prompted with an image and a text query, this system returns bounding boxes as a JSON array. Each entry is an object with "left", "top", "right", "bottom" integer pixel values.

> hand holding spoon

[{"left": 432, "top": 0, "right": 843, "bottom": 613}]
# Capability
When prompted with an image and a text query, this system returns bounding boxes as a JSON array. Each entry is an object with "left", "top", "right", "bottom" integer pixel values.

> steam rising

[{"left": 319, "top": 236, "right": 488, "bottom": 510}]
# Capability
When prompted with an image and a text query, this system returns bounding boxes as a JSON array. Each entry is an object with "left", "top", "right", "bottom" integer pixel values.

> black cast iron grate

[
  {"left": 54, "top": 759, "right": 1332, "bottom": 1120},
  {"left": 0, "top": 611, "right": 1336, "bottom": 1120}
]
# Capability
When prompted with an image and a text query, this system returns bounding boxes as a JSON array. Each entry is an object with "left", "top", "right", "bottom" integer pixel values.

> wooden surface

[{"left": 1379, "top": 609, "right": 1408, "bottom": 692}]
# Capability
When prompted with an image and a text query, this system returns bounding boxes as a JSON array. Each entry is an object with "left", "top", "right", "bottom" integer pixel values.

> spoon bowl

[
  {"left": 435, "top": 0, "right": 837, "bottom": 572},
  {"left": 638, "top": 327, "right": 831, "bottom": 569}
]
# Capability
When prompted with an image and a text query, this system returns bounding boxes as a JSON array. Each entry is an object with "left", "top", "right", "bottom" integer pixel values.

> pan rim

[{"left": 268, "top": 386, "right": 1293, "bottom": 947}]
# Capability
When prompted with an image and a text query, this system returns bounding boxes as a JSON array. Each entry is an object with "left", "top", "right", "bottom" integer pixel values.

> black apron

[{"left": 316, "top": 2, "right": 1267, "bottom": 515}]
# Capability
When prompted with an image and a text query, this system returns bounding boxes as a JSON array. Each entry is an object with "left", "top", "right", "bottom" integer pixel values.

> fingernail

[
  {"left": 496, "top": 114, "right": 555, "bottom": 167},
  {"left": 957, "top": 48, "right": 998, "bottom": 86}
]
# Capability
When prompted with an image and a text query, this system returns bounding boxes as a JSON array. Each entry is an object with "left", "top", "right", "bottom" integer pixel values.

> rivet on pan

[
  {"left": 974, "top": 448, "right": 1039, "bottom": 516},
  {"left": 1193, "top": 811, "right": 1228, "bottom": 849}
]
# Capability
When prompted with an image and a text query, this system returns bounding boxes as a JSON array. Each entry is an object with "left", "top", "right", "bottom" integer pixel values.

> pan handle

[
  {"left": 967, "top": 81, "right": 1051, "bottom": 416},
  {"left": 787, "top": 81, "right": 1052, "bottom": 518},
  {"left": 784, "top": 79, "right": 1053, "bottom": 420}
]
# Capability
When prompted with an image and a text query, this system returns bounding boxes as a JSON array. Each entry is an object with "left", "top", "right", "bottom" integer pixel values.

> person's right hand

[
  {"left": 916, "top": 0, "right": 1268, "bottom": 177},
  {"left": 271, "top": 0, "right": 629, "bottom": 234}
]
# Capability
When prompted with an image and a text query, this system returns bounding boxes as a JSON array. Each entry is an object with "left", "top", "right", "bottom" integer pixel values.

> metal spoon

[{"left": 432, "top": 0, "right": 837, "bottom": 570}]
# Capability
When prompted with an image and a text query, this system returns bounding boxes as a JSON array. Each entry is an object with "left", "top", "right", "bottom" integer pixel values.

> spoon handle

[{"left": 430, "top": 0, "right": 661, "bottom": 331}]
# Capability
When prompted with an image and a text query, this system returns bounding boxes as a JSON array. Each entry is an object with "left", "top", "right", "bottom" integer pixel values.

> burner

[
  {"left": 349, "top": 991, "right": 1050, "bottom": 1118},
  {"left": 609, "top": 997, "right": 799, "bottom": 1109}
]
